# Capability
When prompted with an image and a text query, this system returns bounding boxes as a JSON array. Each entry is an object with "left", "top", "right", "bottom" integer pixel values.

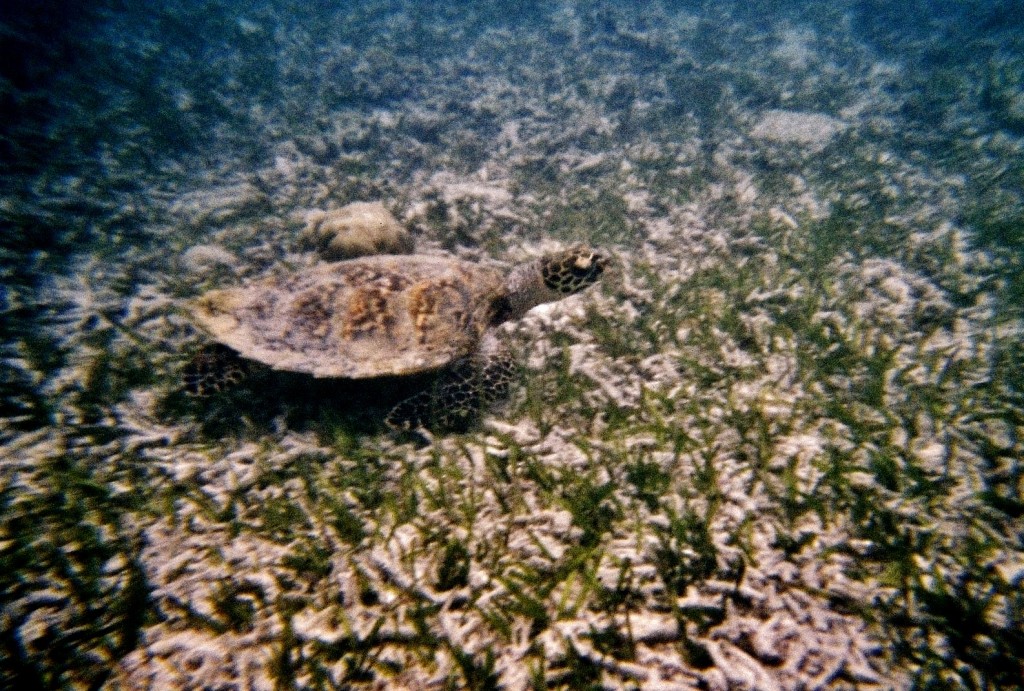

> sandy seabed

[{"left": 2, "top": 1, "right": 1023, "bottom": 689}]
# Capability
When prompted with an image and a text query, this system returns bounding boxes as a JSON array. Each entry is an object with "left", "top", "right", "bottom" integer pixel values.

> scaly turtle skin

[
  {"left": 181, "top": 343, "right": 247, "bottom": 397},
  {"left": 188, "top": 246, "right": 606, "bottom": 429},
  {"left": 384, "top": 339, "right": 520, "bottom": 431}
]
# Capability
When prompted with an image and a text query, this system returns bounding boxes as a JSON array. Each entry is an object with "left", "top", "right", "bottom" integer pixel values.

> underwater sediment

[{"left": 2, "top": 1, "right": 1023, "bottom": 689}]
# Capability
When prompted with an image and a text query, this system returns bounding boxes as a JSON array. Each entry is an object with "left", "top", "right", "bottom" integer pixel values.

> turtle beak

[
  {"left": 569, "top": 248, "right": 606, "bottom": 289},
  {"left": 575, "top": 249, "right": 607, "bottom": 276},
  {"left": 574, "top": 253, "right": 596, "bottom": 270}
]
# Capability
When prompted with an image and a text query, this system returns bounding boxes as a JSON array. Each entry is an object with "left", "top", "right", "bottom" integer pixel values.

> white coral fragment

[{"left": 751, "top": 110, "right": 848, "bottom": 150}]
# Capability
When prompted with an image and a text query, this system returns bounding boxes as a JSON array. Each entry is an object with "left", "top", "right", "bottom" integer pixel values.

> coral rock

[{"left": 301, "top": 201, "right": 413, "bottom": 260}]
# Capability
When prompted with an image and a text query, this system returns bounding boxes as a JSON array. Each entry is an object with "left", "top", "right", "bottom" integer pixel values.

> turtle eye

[{"left": 542, "top": 249, "right": 606, "bottom": 294}]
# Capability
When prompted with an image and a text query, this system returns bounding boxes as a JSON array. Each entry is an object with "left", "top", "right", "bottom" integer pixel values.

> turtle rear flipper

[{"left": 182, "top": 344, "right": 248, "bottom": 397}]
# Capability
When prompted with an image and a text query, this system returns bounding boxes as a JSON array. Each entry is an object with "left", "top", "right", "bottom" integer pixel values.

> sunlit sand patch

[{"left": 751, "top": 109, "right": 849, "bottom": 150}]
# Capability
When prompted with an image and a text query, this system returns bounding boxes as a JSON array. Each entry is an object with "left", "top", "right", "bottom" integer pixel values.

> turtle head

[
  {"left": 539, "top": 246, "right": 607, "bottom": 295},
  {"left": 498, "top": 246, "right": 607, "bottom": 324}
]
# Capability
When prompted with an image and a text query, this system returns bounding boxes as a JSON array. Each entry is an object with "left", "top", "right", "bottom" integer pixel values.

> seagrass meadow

[{"left": 2, "top": 1, "right": 1023, "bottom": 689}]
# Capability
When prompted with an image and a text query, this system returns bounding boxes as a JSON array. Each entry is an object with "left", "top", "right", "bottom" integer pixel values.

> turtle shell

[{"left": 191, "top": 255, "right": 506, "bottom": 378}]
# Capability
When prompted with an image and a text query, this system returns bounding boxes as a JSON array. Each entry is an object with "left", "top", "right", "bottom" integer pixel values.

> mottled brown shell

[{"left": 191, "top": 255, "right": 506, "bottom": 378}]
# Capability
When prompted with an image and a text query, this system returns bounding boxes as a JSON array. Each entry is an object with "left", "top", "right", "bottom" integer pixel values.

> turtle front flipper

[
  {"left": 182, "top": 343, "right": 249, "bottom": 397},
  {"left": 385, "top": 347, "right": 519, "bottom": 434},
  {"left": 385, "top": 358, "right": 480, "bottom": 433},
  {"left": 477, "top": 345, "right": 518, "bottom": 406}
]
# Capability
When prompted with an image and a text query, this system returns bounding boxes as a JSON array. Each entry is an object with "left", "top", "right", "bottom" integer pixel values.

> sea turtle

[{"left": 185, "top": 246, "right": 606, "bottom": 430}]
